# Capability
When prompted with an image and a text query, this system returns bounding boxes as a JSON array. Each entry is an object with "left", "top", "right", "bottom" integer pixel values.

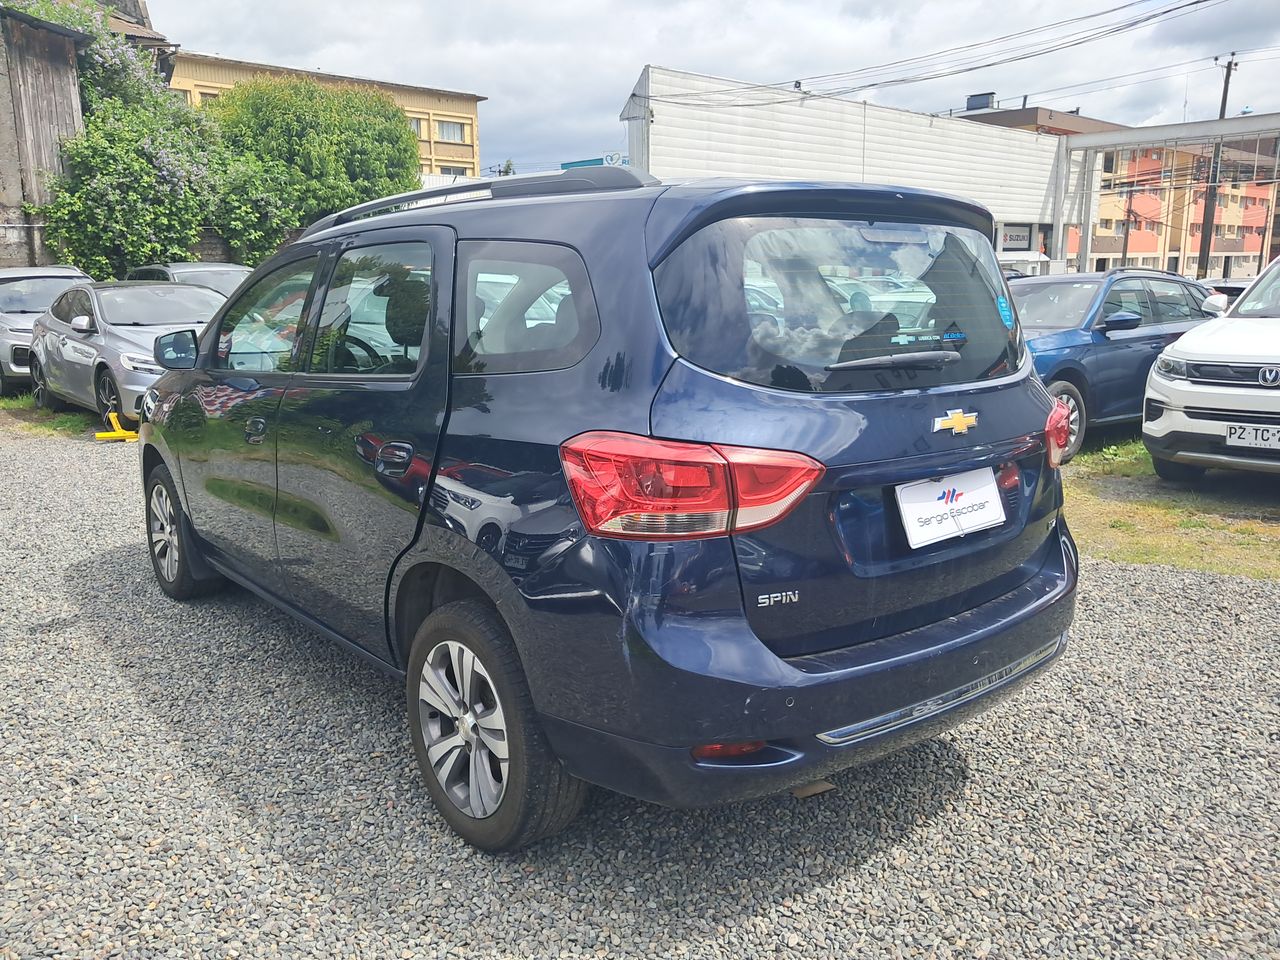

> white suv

[{"left": 1143, "top": 262, "right": 1280, "bottom": 481}]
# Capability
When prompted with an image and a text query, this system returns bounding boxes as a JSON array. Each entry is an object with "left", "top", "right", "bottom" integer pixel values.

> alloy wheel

[
  {"left": 97, "top": 374, "right": 121, "bottom": 428},
  {"left": 1061, "top": 394, "right": 1081, "bottom": 447},
  {"left": 148, "top": 484, "right": 180, "bottom": 584},
  {"left": 417, "top": 640, "right": 510, "bottom": 818},
  {"left": 31, "top": 361, "right": 48, "bottom": 408}
]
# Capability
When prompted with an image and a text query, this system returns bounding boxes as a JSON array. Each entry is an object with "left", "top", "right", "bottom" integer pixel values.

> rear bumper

[{"left": 541, "top": 522, "right": 1077, "bottom": 807}]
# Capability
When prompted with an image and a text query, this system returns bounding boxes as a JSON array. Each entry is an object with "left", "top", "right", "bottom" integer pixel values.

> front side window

[
  {"left": 308, "top": 242, "right": 433, "bottom": 376},
  {"left": 455, "top": 241, "right": 600, "bottom": 375},
  {"left": 1146, "top": 279, "right": 1195, "bottom": 324},
  {"left": 212, "top": 257, "right": 319, "bottom": 372},
  {"left": 1102, "top": 279, "right": 1151, "bottom": 324},
  {"left": 654, "top": 216, "right": 1021, "bottom": 393}
]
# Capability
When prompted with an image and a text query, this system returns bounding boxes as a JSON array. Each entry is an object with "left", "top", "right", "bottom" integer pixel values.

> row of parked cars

[
  {"left": 1008, "top": 265, "right": 1280, "bottom": 479},
  {"left": 0, "top": 262, "right": 250, "bottom": 424}
]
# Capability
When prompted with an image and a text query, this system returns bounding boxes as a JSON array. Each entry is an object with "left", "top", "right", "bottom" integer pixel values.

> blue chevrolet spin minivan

[{"left": 138, "top": 168, "right": 1077, "bottom": 850}]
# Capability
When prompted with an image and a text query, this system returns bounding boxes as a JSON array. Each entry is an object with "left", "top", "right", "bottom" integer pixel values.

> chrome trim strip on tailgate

[{"left": 815, "top": 636, "right": 1064, "bottom": 747}]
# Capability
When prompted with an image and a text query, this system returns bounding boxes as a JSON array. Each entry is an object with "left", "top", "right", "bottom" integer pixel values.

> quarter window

[
  {"left": 212, "top": 257, "right": 319, "bottom": 372},
  {"left": 307, "top": 242, "right": 433, "bottom": 376},
  {"left": 455, "top": 241, "right": 600, "bottom": 375}
]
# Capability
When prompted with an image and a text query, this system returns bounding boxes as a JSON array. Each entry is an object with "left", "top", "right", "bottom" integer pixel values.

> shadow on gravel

[{"left": 69, "top": 544, "right": 970, "bottom": 943}]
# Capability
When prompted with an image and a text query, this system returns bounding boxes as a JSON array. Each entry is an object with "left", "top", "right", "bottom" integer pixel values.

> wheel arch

[{"left": 1046, "top": 365, "right": 1091, "bottom": 411}]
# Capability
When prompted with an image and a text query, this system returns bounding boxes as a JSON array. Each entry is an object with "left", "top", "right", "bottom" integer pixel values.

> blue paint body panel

[{"left": 139, "top": 178, "right": 1078, "bottom": 808}]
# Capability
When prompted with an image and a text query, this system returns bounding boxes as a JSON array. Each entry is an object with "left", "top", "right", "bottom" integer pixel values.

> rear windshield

[
  {"left": 175, "top": 268, "right": 250, "bottom": 296},
  {"left": 1009, "top": 279, "right": 1099, "bottom": 334},
  {"left": 654, "top": 217, "right": 1022, "bottom": 393}
]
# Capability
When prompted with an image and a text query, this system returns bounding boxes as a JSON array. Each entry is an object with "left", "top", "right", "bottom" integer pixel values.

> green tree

[{"left": 210, "top": 77, "right": 421, "bottom": 224}]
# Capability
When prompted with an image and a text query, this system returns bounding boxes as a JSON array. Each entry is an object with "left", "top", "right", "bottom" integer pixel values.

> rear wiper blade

[{"left": 825, "top": 350, "right": 961, "bottom": 372}]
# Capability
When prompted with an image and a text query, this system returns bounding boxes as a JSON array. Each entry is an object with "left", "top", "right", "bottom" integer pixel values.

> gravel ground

[{"left": 1, "top": 425, "right": 1277, "bottom": 960}]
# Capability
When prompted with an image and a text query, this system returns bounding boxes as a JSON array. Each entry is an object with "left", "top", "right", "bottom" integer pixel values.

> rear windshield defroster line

[{"left": 653, "top": 216, "right": 1024, "bottom": 394}]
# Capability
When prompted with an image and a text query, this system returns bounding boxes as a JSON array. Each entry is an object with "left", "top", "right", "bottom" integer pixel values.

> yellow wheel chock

[{"left": 95, "top": 412, "right": 139, "bottom": 443}]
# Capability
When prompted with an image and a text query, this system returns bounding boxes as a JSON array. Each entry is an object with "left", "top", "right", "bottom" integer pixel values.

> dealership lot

[{"left": 1, "top": 429, "right": 1277, "bottom": 959}]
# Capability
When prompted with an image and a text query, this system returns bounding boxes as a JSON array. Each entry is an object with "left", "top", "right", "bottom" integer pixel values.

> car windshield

[
  {"left": 1233, "top": 265, "right": 1280, "bottom": 318},
  {"left": 655, "top": 216, "right": 1022, "bottom": 393},
  {"left": 174, "top": 268, "right": 250, "bottom": 296},
  {"left": 0, "top": 276, "right": 82, "bottom": 314},
  {"left": 1008, "top": 280, "right": 1099, "bottom": 335},
  {"left": 99, "top": 285, "right": 226, "bottom": 326}
]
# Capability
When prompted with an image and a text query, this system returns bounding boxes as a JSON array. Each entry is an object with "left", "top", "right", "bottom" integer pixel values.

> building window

[
  {"left": 200, "top": 91, "right": 219, "bottom": 103},
  {"left": 438, "top": 165, "right": 469, "bottom": 177},
  {"left": 1100, "top": 218, "right": 1113, "bottom": 230},
  {"left": 436, "top": 120, "right": 467, "bottom": 143},
  {"left": 409, "top": 117, "right": 424, "bottom": 139}
]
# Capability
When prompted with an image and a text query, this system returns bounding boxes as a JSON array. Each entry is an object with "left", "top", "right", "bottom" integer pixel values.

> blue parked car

[
  {"left": 138, "top": 169, "right": 1078, "bottom": 850},
  {"left": 1009, "top": 269, "right": 1221, "bottom": 460}
]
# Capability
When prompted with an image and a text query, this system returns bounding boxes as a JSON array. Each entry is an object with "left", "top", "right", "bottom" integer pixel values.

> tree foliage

[{"left": 210, "top": 77, "right": 421, "bottom": 223}]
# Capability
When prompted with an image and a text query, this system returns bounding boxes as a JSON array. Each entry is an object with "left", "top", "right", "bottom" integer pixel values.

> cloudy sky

[{"left": 145, "top": 0, "right": 1280, "bottom": 173}]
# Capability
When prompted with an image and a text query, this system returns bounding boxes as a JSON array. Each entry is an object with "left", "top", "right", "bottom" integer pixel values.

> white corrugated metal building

[{"left": 620, "top": 65, "right": 1087, "bottom": 267}]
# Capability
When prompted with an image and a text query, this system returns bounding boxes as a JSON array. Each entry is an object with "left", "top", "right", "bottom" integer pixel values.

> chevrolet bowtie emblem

[{"left": 933, "top": 409, "right": 978, "bottom": 435}]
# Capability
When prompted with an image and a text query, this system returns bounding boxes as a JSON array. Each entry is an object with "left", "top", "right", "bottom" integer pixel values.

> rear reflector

[
  {"left": 1045, "top": 400, "right": 1071, "bottom": 470},
  {"left": 691, "top": 740, "right": 767, "bottom": 761},
  {"left": 560, "top": 432, "right": 823, "bottom": 540}
]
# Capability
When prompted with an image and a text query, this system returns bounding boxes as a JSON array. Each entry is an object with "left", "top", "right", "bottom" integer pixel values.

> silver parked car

[
  {"left": 30, "top": 281, "right": 226, "bottom": 425},
  {"left": 126, "top": 261, "right": 252, "bottom": 297},
  {"left": 0, "top": 266, "right": 91, "bottom": 394}
]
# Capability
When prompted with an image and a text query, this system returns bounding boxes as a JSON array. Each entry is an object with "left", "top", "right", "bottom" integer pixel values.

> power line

[{"left": 636, "top": 0, "right": 1233, "bottom": 110}]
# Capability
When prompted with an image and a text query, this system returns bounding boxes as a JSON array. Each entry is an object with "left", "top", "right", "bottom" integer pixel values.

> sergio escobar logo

[{"left": 918, "top": 496, "right": 989, "bottom": 527}]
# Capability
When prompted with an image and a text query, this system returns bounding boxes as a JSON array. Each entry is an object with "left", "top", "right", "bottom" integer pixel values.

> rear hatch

[{"left": 649, "top": 198, "right": 1062, "bottom": 658}]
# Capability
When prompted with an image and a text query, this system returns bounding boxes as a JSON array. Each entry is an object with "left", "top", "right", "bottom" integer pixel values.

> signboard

[{"left": 1001, "top": 224, "right": 1033, "bottom": 251}]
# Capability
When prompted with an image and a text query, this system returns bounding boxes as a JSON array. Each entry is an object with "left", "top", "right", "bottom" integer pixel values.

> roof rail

[
  {"left": 299, "top": 167, "right": 660, "bottom": 241},
  {"left": 1102, "top": 266, "right": 1187, "bottom": 280}
]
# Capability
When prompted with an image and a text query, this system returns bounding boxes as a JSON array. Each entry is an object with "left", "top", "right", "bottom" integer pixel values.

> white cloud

[{"left": 147, "top": 0, "right": 1280, "bottom": 173}]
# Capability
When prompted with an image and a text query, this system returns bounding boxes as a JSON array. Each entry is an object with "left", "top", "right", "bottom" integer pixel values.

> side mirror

[
  {"left": 154, "top": 329, "right": 199, "bottom": 371},
  {"left": 70, "top": 315, "right": 94, "bottom": 334},
  {"left": 1098, "top": 310, "right": 1141, "bottom": 334},
  {"left": 1202, "top": 293, "right": 1229, "bottom": 316}
]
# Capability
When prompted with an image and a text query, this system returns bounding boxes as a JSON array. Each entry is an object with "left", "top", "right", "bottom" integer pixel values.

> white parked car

[{"left": 1143, "top": 260, "right": 1280, "bottom": 481}]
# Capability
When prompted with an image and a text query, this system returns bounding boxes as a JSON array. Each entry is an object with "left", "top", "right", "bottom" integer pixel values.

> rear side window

[
  {"left": 654, "top": 217, "right": 1021, "bottom": 393},
  {"left": 454, "top": 241, "right": 600, "bottom": 374}
]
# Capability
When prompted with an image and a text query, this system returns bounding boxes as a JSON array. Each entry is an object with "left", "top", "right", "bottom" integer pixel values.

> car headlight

[
  {"left": 1155, "top": 354, "right": 1188, "bottom": 380},
  {"left": 446, "top": 489, "right": 482, "bottom": 511},
  {"left": 120, "top": 352, "right": 165, "bottom": 375}
]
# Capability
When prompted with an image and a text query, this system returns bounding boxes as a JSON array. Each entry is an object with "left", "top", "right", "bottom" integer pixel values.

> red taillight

[
  {"left": 691, "top": 740, "right": 767, "bottom": 761},
  {"left": 1045, "top": 400, "right": 1071, "bottom": 470},
  {"left": 559, "top": 432, "right": 824, "bottom": 540}
]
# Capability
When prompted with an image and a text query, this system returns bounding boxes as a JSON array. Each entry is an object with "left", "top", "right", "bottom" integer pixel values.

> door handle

[
  {"left": 244, "top": 416, "right": 268, "bottom": 444},
  {"left": 375, "top": 441, "right": 415, "bottom": 478}
]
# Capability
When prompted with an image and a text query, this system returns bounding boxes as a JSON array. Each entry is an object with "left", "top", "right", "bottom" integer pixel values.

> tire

[
  {"left": 1048, "top": 380, "right": 1087, "bottom": 463},
  {"left": 1152, "top": 456, "right": 1206, "bottom": 483},
  {"left": 95, "top": 368, "right": 129, "bottom": 428},
  {"left": 145, "top": 463, "right": 224, "bottom": 600},
  {"left": 407, "top": 599, "right": 587, "bottom": 851},
  {"left": 476, "top": 524, "right": 502, "bottom": 556},
  {"left": 30, "top": 358, "right": 66, "bottom": 412}
]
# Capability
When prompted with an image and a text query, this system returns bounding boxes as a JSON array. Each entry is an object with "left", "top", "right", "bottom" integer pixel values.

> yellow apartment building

[{"left": 168, "top": 52, "right": 485, "bottom": 179}]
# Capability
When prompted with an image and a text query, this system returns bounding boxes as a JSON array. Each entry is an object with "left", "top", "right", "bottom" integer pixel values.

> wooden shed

[{"left": 0, "top": 8, "right": 90, "bottom": 266}]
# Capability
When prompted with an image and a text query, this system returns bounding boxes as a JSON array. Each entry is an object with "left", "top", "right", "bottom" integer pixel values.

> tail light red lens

[
  {"left": 559, "top": 432, "right": 824, "bottom": 540},
  {"left": 1045, "top": 400, "right": 1071, "bottom": 469}
]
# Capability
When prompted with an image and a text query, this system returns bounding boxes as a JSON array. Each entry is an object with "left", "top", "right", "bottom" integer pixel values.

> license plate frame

[{"left": 895, "top": 466, "right": 1007, "bottom": 550}]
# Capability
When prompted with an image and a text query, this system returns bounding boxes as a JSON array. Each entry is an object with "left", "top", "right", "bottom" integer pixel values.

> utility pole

[
  {"left": 1196, "top": 54, "right": 1237, "bottom": 279},
  {"left": 1120, "top": 183, "right": 1134, "bottom": 266}
]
